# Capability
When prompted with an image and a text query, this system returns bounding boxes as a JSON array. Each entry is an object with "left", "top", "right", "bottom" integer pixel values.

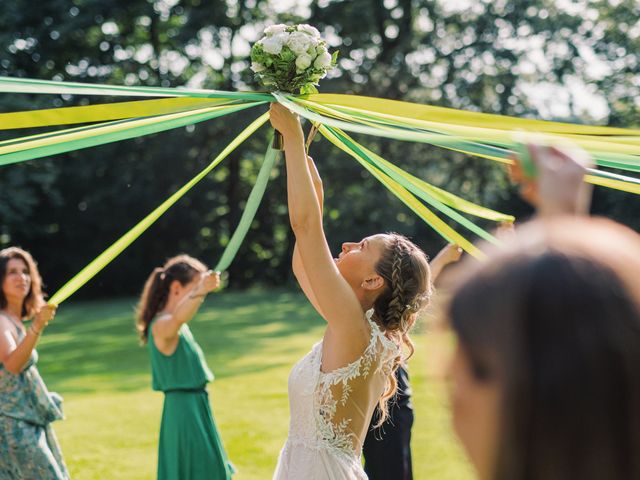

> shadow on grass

[{"left": 38, "top": 289, "right": 324, "bottom": 394}]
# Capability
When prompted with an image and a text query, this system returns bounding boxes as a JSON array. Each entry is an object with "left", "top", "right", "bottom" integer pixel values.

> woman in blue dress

[{"left": 0, "top": 247, "right": 69, "bottom": 479}]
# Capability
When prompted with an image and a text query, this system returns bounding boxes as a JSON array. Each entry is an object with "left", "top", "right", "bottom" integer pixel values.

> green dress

[{"left": 149, "top": 322, "right": 234, "bottom": 480}]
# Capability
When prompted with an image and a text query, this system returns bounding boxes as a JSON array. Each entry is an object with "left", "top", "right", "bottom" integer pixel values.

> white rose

[
  {"left": 316, "top": 44, "right": 327, "bottom": 56},
  {"left": 264, "top": 24, "right": 287, "bottom": 36},
  {"left": 297, "top": 24, "right": 321, "bottom": 38},
  {"left": 261, "top": 35, "right": 284, "bottom": 55},
  {"left": 287, "top": 31, "right": 312, "bottom": 55},
  {"left": 295, "top": 54, "right": 313, "bottom": 72},
  {"left": 250, "top": 62, "right": 266, "bottom": 73},
  {"left": 313, "top": 51, "right": 332, "bottom": 69},
  {"left": 274, "top": 32, "right": 290, "bottom": 43}
]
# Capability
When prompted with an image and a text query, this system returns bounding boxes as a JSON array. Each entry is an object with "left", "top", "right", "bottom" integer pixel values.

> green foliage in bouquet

[{"left": 250, "top": 24, "right": 338, "bottom": 94}]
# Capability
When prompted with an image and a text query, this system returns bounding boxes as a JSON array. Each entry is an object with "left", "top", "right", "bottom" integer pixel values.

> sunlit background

[{"left": 1, "top": 0, "right": 638, "bottom": 478}]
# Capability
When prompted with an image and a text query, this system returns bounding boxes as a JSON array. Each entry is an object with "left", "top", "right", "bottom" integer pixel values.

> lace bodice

[{"left": 286, "top": 310, "right": 400, "bottom": 459}]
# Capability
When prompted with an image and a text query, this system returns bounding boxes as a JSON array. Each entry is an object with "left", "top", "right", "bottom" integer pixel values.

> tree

[{"left": 0, "top": 0, "right": 637, "bottom": 297}]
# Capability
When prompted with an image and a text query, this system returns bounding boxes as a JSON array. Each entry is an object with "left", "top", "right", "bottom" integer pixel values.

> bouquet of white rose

[{"left": 250, "top": 24, "right": 338, "bottom": 96}]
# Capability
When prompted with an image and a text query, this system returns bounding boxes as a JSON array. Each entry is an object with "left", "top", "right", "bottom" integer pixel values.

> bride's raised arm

[
  {"left": 269, "top": 103, "right": 363, "bottom": 333},
  {"left": 291, "top": 153, "right": 327, "bottom": 320}
]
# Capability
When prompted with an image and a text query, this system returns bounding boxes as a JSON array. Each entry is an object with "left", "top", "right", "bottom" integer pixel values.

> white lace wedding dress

[{"left": 273, "top": 310, "right": 400, "bottom": 479}]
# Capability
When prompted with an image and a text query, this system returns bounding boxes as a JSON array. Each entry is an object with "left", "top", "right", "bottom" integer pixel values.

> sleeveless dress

[
  {"left": 0, "top": 316, "right": 70, "bottom": 479},
  {"left": 149, "top": 321, "right": 234, "bottom": 480},
  {"left": 274, "top": 310, "right": 400, "bottom": 479}
]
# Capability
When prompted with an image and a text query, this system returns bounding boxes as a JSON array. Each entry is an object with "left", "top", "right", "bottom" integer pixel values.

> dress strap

[
  {"left": 364, "top": 309, "right": 401, "bottom": 353},
  {"left": 0, "top": 312, "right": 24, "bottom": 337}
]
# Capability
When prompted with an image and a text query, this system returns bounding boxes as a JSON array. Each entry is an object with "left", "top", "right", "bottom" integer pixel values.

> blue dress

[{"left": 0, "top": 316, "right": 69, "bottom": 479}]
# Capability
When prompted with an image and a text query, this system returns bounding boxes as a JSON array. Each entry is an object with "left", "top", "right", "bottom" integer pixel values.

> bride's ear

[{"left": 361, "top": 274, "right": 384, "bottom": 291}]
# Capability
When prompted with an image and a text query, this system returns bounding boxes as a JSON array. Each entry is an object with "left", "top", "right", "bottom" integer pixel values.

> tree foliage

[{"left": 0, "top": 0, "right": 637, "bottom": 296}]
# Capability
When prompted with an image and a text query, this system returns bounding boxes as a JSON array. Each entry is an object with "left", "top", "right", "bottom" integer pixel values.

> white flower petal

[
  {"left": 287, "top": 31, "right": 313, "bottom": 55},
  {"left": 313, "top": 51, "right": 333, "bottom": 69},
  {"left": 261, "top": 36, "right": 284, "bottom": 55},
  {"left": 295, "top": 54, "right": 313, "bottom": 71},
  {"left": 297, "top": 24, "right": 321, "bottom": 38},
  {"left": 250, "top": 62, "right": 266, "bottom": 73},
  {"left": 264, "top": 24, "right": 287, "bottom": 36}
]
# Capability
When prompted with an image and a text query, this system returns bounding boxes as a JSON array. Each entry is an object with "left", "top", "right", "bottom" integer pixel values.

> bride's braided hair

[
  {"left": 372, "top": 233, "right": 432, "bottom": 426},
  {"left": 135, "top": 254, "right": 207, "bottom": 343}
]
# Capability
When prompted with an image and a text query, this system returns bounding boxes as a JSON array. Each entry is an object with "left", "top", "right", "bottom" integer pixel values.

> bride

[{"left": 270, "top": 103, "right": 432, "bottom": 479}]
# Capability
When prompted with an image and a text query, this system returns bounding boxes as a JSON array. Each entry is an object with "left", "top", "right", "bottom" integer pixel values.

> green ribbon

[
  {"left": 0, "top": 76, "right": 635, "bottom": 302},
  {"left": 48, "top": 112, "right": 270, "bottom": 305},
  {"left": 323, "top": 126, "right": 507, "bottom": 244},
  {"left": 214, "top": 142, "right": 278, "bottom": 272},
  {"left": 275, "top": 94, "right": 640, "bottom": 192},
  {"left": 319, "top": 124, "right": 485, "bottom": 258},
  {"left": 0, "top": 76, "right": 272, "bottom": 101},
  {"left": 0, "top": 102, "right": 266, "bottom": 166}
]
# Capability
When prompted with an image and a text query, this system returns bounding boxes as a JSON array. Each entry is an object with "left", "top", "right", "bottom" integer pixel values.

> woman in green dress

[{"left": 136, "top": 254, "right": 234, "bottom": 480}]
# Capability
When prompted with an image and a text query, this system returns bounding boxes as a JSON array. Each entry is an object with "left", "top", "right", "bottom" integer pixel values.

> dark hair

[
  {"left": 448, "top": 218, "right": 640, "bottom": 480},
  {"left": 135, "top": 254, "right": 207, "bottom": 343},
  {"left": 372, "top": 233, "right": 432, "bottom": 425},
  {"left": 0, "top": 247, "right": 44, "bottom": 319}
]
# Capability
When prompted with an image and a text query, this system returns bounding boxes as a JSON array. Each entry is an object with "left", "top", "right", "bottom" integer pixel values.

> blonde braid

[
  {"left": 372, "top": 233, "right": 432, "bottom": 426},
  {"left": 385, "top": 240, "right": 417, "bottom": 332}
]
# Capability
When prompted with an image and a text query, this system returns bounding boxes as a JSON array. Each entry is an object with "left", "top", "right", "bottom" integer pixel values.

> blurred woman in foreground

[{"left": 447, "top": 143, "right": 640, "bottom": 480}]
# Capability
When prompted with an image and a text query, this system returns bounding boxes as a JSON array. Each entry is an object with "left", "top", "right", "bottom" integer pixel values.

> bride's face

[{"left": 334, "top": 234, "right": 387, "bottom": 289}]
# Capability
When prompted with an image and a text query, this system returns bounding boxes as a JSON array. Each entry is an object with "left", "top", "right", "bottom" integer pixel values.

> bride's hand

[{"left": 269, "top": 103, "right": 304, "bottom": 142}]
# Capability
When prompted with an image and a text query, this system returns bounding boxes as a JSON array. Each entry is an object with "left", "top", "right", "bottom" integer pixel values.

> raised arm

[
  {"left": 270, "top": 103, "right": 363, "bottom": 331},
  {"left": 153, "top": 271, "right": 220, "bottom": 341},
  {"left": 430, "top": 243, "right": 463, "bottom": 282},
  {"left": 292, "top": 154, "right": 327, "bottom": 319},
  {"left": 0, "top": 305, "right": 56, "bottom": 374}
]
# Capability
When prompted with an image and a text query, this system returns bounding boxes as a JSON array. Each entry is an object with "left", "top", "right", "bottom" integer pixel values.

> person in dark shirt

[{"left": 363, "top": 243, "right": 462, "bottom": 479}]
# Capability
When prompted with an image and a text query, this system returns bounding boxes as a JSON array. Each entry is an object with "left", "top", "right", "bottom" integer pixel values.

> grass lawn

[{"left": 37, "top": 289, "right": 473, "bottom": 479}]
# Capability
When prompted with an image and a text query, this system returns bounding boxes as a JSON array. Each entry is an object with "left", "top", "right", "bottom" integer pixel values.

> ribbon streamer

[
  {"left": 0, "top": 76, "right": 271, "bottom": 100},
  {"left": 0, "top": 102, "right": 266, "bottom": 166},
  {"left": 275, "top": 94, "right": 640, "bottom": 193},
  {"left": 0, "top": 97, "right": 238, "bottom": 130},
  {"left": 48, "top": 113, "right": 270, "bottom": 305},
  {"left": 0, "top": 76, "right": 637, "bottom": 302},
  {"left": 319, "top": 125, "right": 485, "bottom": 258},
  {"left": 214, "top": 142, "right": 279, "bottom": 272}
]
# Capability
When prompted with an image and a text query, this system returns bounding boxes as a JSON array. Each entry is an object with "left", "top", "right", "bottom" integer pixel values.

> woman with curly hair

[{"left": 0, "top": 247, "right": 68, "bottom": 479}]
